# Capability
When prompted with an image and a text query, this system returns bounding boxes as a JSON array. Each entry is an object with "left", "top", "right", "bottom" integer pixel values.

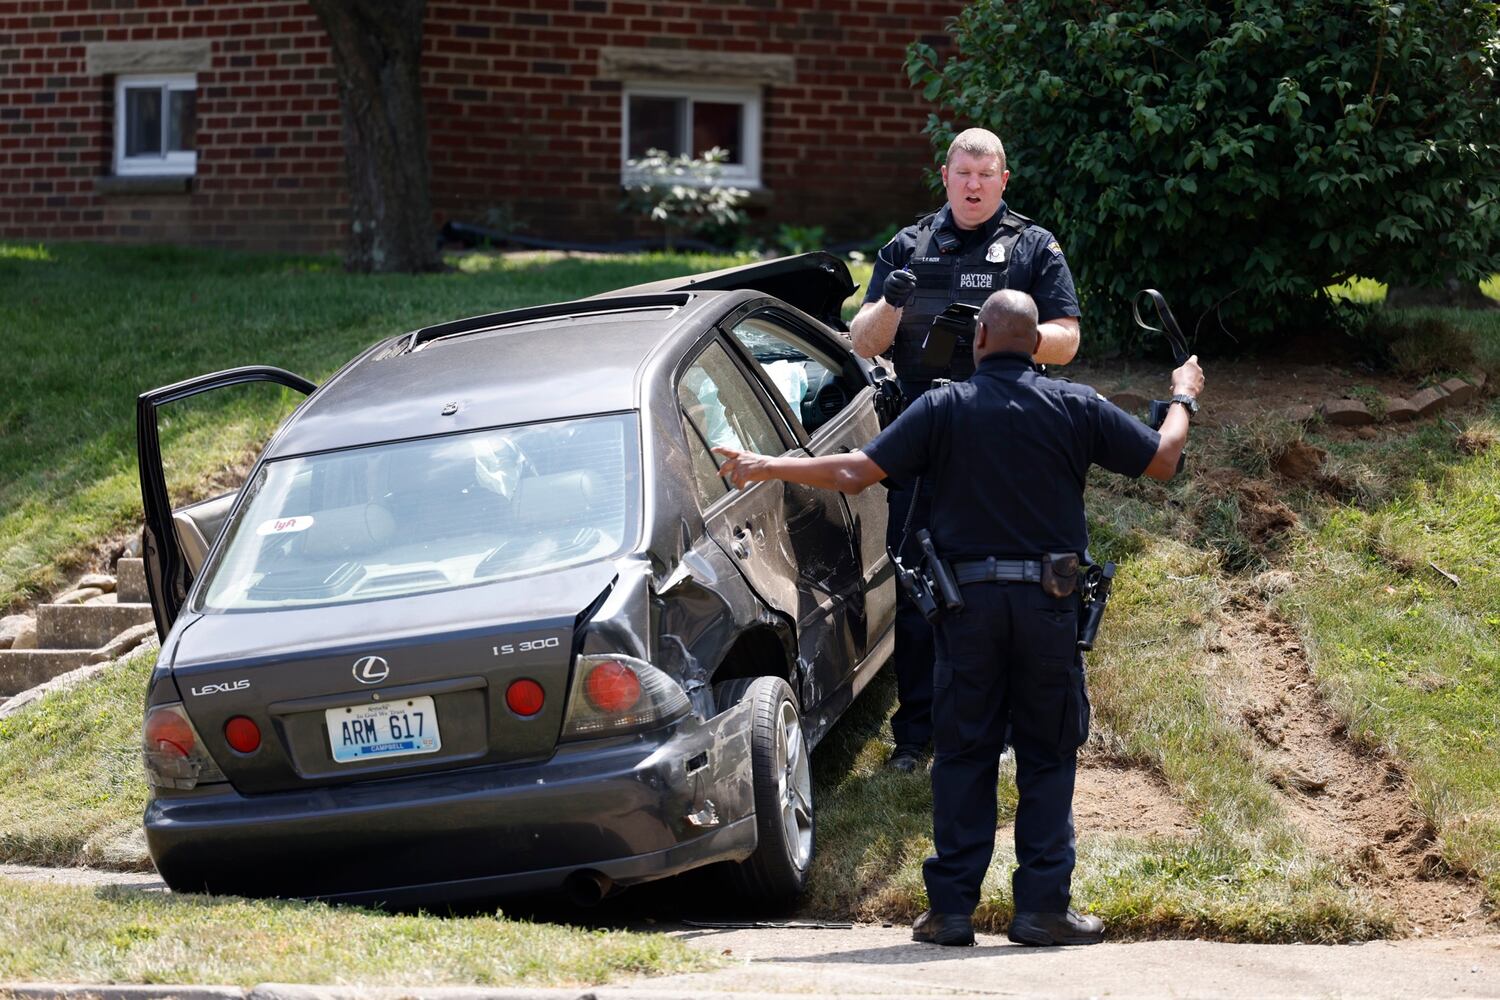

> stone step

[
  {"left": 0, "top": 649, "right": 94, "bottom": 698},
  {"left": 36, "top": 602, "right": 154, "bottom": 650},
  {"left": 116, "top": 557, "right": 150, "bottom": 604}
]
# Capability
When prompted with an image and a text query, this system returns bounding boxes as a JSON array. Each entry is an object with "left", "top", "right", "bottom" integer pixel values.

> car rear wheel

[{"left": 715, "top": 675, "right": 814, "bottom": 903}]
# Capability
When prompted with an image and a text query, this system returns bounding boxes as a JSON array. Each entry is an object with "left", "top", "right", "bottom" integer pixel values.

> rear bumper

[{"left": 145, "top": 707, "right": 756, "bottom": 904}]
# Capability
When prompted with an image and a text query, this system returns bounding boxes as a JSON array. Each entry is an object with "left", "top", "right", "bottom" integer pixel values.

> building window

[
  {"left": 622, "top": 84, "right": 761, "bottom": 188},
  {"left": 115, "top": 73, "right": 197, "bottom": 177}
]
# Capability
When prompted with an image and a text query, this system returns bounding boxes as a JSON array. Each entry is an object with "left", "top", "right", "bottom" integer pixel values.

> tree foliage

[{"left": 908, "top": 1, "right": 1500, "bottom": 350}]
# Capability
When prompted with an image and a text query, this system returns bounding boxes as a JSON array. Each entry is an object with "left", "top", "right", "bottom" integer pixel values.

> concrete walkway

[
  {"left": 0, "top": 864, "right": 166, "bottom": 892},
  {"left": 631, "top": 923, "right": 1500, "bottom": 998}
]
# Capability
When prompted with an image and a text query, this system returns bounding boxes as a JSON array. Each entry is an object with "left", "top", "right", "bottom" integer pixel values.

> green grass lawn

[
  {"left": 1, "top": 243, "right": 1497, "bottom": 965},
  {"left": 806, "top": 535, "right": 1394, "bottom": 942},
  {"left": 1328, "top": 274, "right": 1500, "bottom": 304},
  {"left": 0, "top": 244, "right": 761, "bottom": 609},
  {"left": 0, "top": 644, "right": 153, "bottom": 870},
  {"left": 1276, "top": 416, "right": 1500, "bottom": 903},
  {"left": 0, "top": 879, "right": 712, "bottom": 987}
]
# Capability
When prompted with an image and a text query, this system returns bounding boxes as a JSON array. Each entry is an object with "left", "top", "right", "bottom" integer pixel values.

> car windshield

[{"left": 198, "top": 413, "right": 640, "bottom": 610}]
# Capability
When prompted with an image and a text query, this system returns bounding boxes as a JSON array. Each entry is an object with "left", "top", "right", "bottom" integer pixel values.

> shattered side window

[
  {"left": 676, "top": 340, "right": 783, "bottom": 463},
  {"left": 681, "top": 413, "right": 729, "bottom": 509},
  {"left": 729, "top": 314, "right": 858, "bottom": 435}
]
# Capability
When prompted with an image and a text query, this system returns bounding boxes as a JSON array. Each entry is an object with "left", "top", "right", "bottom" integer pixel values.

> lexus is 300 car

[{"left": 135, "top": 253, "right": 899, "bottom": 905}]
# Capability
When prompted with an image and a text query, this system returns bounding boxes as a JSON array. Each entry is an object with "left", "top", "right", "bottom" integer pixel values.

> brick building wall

[
  {"left": 424, "top": 0, "right": 966, "bottom": 245},
  {"left": 0, "top": 0, "right": 346, "bottom": 251},
  {"left": 0, "top": 0, "right": 964, "bottom": 253}
]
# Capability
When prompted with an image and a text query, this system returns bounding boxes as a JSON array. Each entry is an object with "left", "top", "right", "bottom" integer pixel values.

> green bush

[
  {"left": 620, "top": 147, "right": 749, "bottom": 251},
  {"left": 772, "top": 223, "right": 828, "bottom": 255},
  {"left": 908, "top": 1, "right": 1500, "bottom": 352}
]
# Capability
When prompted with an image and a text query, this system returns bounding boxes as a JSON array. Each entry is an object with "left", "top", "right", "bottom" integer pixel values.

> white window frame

[
  {"left": 114, "top": 73, "right": 197, "bottom": 177},
  {"left": 621, "top": 82, "right": 762, "bottom": 189}
]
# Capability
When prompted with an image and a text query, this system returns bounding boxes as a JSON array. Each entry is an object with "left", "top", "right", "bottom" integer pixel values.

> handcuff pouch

[{"left": 1041, "top": 552, "right": 1080, "bottom": 599}]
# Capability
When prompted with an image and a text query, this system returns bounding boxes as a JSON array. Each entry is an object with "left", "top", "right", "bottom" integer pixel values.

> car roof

[{"left": 264, "top": 292, "right": 731, "bottom": 458}]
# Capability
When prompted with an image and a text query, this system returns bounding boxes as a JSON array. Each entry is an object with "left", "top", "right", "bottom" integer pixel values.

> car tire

[{"left": 714, "top": 675, "right": 814, "bottom": 903}]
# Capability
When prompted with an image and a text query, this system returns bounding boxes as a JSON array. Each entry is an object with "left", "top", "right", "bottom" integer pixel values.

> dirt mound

[
  {"left": 1272, "top": 440, "right": 1328, "bottom": 482},
  {"left": 1216, "top": 595, "right": 1491, "bottom": 936},
  {"left": 1072, "top": 763, "right": 1196, "bottom": 839},
  {"left": 1235, "top": 478, "right": 1299, "bottom": 544},
  {"left": 1075, "top": 357, "right": 1420, "bottom": 429},
  {"left": 1204, "top": 472, "right": 1300, "bottom": 546},
  {"left": 1457, "top": 427, "right": 1495, "bottom": 456}
]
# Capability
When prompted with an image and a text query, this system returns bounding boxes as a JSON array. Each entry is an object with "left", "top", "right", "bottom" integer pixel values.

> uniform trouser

[
  {"left": 921, "top": 581, "right": 1091, "bottom": 916},
  {"left": 885, "top": 475, "right": 935, "bottom": 751}
]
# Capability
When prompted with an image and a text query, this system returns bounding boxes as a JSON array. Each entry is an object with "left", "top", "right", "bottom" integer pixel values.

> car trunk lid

[
  {"left": 169, "top": 562, "right": 615, "bottom": 794},
  {"left": 591, "top": 251, "right": 857, "bottom": 330}
]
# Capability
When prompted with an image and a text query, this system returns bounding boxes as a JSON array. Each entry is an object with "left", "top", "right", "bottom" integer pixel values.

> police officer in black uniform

[
  {"left": 715, "top": 290, "right": 1204, "bottom": 948},
  {"left": 850, "top": 127, "right": 1083, "bottom": 772}
]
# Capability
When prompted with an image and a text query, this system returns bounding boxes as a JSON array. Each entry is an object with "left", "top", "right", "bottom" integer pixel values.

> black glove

[{"left": 882, "top": 268, "right": 917, "bottom": 308}]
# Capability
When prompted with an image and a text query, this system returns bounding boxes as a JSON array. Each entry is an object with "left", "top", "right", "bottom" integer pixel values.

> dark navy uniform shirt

[
  {"left": 863, "top": 201, "right": 1082, "bottom": 322},
  {"left": 862, "top": 352, "right": 1159, "bottom": 559}
]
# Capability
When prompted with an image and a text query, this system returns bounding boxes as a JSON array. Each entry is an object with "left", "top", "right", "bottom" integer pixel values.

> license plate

[{"left": 325, "top": 697, "right": 441, "bottom": 764}]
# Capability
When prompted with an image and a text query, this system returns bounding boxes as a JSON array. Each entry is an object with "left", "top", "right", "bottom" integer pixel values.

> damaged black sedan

[{"left": 135, "top": 253, "right": 897, "bottom": 906}]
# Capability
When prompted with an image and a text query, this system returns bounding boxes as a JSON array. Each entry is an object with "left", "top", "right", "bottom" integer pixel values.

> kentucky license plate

[{"left": 326, "top": 697, "right": 441, "bottom": 763}]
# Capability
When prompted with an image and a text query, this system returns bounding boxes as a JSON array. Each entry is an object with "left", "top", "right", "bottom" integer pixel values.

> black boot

[
  {"left": 886, "top": 747, "right": 923, "bottom": 773},
  {"left": 911, "top": 909, "right": 975, "bottom": 946},
  {"left": 1007, "top": 908, "right": 1104, "bottom": 946}
]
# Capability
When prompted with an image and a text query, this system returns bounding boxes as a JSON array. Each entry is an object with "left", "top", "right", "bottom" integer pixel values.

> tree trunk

[
  {"left": 307, "top": 0, "right": 442, "bottom": 273},
  {"left": 1386, "top": 275, "right": 1499, "bottom": 310}
]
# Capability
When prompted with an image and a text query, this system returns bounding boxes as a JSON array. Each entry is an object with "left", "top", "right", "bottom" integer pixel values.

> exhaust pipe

[{"left": 563, "top": 869, "right": 613, "bottom": 906}]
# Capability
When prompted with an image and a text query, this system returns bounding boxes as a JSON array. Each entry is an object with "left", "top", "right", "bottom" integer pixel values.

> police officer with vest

[
  {"left": 715, "top": 289, "right": 1204, "bottom": 947},
  {"left": 850, "top": 127, "right": 1083, "bottom": 772}
]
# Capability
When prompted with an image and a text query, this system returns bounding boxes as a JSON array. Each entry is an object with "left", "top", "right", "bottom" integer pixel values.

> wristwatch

[{"left": 1169, "top": 393, "right": 1199, "bottom": 416}]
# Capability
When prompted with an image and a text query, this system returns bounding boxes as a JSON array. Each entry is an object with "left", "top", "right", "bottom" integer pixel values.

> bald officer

[{"left": 715, "top": 289, "right": 1203, "bottom": 947}]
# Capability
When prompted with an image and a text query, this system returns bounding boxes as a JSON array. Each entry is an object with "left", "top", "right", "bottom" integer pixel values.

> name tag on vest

[{"left": 958, "top": 272, "right": 995, "bottom": 290}]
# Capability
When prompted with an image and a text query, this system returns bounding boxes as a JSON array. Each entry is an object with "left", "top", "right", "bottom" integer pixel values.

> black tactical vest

[{"left": 893, "top": 208, "right": 1032, "bottom": 385}]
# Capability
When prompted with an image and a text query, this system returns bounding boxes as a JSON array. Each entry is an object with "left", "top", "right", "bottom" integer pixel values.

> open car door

[{"left": 137, "top": 366, "right": 316, "bottom": 639}]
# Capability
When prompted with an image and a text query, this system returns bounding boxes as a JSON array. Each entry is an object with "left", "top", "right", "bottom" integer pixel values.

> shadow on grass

[
  {"left": 444, "top": 669, "right": 906, "bottom": 932},
  {"left": 811, "top": 664, "right": 899, "bottom": 786}
]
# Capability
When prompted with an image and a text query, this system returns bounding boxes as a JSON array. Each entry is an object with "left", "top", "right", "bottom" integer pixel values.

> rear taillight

[
  {"left": 224, "top": 716, "right": 262, "bottom": 754},
  {"left": 561, "top": 654, "right": 689, "bottom": 740},
  {"left": 584, "top": 660, "right": 641, "bottom": 713},
  {"left": 146, "top": 708, "right": 195, "bottom": 757},
  {"left": 506, "top": 678, "right": 545, "bottom": 717},
  {"left": 143, "top": 703, "right": 227, "bottom": 790}
]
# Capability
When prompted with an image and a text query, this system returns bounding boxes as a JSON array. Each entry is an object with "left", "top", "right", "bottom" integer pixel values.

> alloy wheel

[{"left": 775, "top": 697, "right": 813, "bottom": 870}]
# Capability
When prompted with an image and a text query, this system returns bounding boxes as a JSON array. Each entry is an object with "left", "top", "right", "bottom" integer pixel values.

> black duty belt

[{"left": 951, "top": 558, "right": 1043, "bottom": 585}]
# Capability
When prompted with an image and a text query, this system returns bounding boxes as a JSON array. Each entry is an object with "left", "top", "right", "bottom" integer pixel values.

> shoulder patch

[
  {"left": 879, "top": 231, "right": 914, "bottom": 266},
  {"left": 1047, "top": 240, "right": 1065, "bottom": 258}
]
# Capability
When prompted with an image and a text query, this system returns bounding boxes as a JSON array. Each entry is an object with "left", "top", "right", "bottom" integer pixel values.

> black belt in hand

[{"left": 951, "top": 558, "right": 1043, "bottom": 585}]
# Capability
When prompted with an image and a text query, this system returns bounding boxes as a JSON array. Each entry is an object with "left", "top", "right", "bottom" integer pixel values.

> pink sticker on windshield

[{"left": 257, "top": 515, "right": 314, "bottom": 536}]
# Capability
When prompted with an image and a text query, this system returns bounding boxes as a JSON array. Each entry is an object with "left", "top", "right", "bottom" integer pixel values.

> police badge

[{"left": 986, "top": 240, "right": 1006, "bottom": 263}]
